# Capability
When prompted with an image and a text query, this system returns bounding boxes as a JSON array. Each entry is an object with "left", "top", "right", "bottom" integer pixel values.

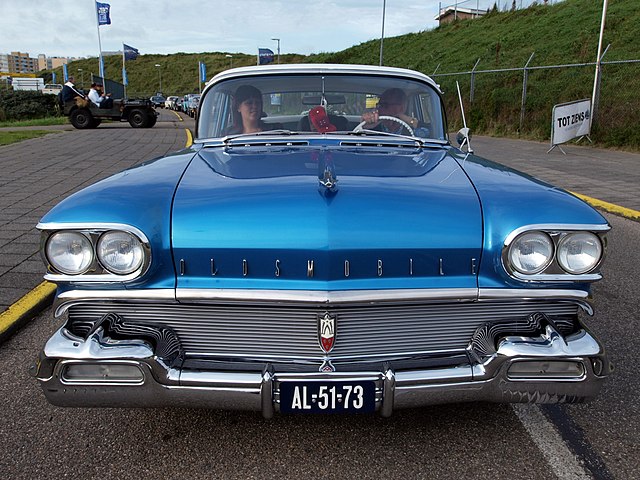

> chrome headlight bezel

[
  {"left": 503, "top": 224, "right": 609, "bottom": 282},
  {"left": 39, "top": 223, "right": 151, "bottom": 282}
]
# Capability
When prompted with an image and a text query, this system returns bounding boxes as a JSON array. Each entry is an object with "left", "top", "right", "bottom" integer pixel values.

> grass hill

[{"left": 44, "top": 0, "right": 639, "bottom": 147}]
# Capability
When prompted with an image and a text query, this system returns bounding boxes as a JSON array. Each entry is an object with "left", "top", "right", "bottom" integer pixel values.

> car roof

[{"left": 204, "top": 63, "right": 442, "bottom": 94}]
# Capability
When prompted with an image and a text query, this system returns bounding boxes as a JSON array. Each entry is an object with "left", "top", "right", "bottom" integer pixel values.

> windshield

[{"left": 197, "top": 73, "right": 446, "bottom": 141}]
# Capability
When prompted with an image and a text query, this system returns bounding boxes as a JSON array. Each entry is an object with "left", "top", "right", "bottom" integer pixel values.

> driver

[{"left": 360, "top": 88, "right": 420, "bottom": 134}]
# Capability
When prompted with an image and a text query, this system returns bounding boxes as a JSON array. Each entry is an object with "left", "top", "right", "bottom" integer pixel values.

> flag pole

[
  {"left": 94, "top": 1, "right": 105, "bottom": 79},
  {"left": 122, "top": 43, "right": 127, "bottom": 99}
]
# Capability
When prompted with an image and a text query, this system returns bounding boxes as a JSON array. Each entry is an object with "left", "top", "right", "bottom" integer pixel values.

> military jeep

[{"left": 64, "top": 98, "right": 159, "bottom": 129}]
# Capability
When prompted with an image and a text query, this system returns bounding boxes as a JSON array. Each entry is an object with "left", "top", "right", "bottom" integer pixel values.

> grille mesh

[{"left": 67, "top": 301, "right": 579, "bottom": 361}]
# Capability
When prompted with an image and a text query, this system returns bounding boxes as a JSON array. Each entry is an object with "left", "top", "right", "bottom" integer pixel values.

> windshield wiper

[
  {"left": 222, "top": 129, "right": 300, "bottom": 144},
  {"left": 335, "top": 128, "right": 426, "bottom": 146}
]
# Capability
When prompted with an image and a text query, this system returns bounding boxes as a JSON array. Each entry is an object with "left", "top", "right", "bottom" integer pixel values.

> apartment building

[
  {"left": 0, "top": 52, "right": 70, "bottom": 73},
  {"left": 37, "top": 54, "right": 69, "bottom": 71},
  {"left": 3, "top": 51, "right": 39, "bottom": 73}
]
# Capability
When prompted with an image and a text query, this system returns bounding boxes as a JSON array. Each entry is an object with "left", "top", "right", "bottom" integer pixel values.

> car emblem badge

[
  {"left": 319, "top": 360, "right": 335, "bottom": 373},
  {"left": 318, "top": 312, "right": 337, "bottom": 353}
]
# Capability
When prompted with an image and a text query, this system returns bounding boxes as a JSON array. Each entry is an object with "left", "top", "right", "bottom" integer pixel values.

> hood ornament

[
  {"left": 319, "top": 165, "right": 338, "bottom": 190},
  {"left": 317, "top": 150, "right": 338, "bottom": 192}
]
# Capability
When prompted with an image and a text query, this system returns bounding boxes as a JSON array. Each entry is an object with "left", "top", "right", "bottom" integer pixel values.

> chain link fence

[{"left": 432, "top": 57, "right": 640, "bottom": 148}]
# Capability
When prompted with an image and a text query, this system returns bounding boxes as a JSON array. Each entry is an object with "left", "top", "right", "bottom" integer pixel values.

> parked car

[
  {"left": 32, "top": 64, "right": 611, "bottom": 417},
  {"left": 42, "top": 84, "right": 63, "bottom": 95},
  {"left": 181, "top": 93, "right": 199, "bottom": 114},
  {"left": 165, "top": 95, "right": 179, "bottom": 110},
  {"left": 62, "top": 97, "right": 158, "bottom": 129},
  {"left": 150, "top": 95, "right": 166, "bottom": 108},
  {"left": 188, "top": 94, "right": 200, "bottom": 118}
]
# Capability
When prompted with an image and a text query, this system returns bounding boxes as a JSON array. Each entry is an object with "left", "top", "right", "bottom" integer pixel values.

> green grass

[
  {"left": 0, "top": 130, "right": 62, "bottom": 146},
  {"left": 0, "top": 117, "right": 67, "bottom": 128}
]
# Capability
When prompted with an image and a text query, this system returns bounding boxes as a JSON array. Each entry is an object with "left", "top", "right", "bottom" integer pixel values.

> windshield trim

[
  {"left": 195, "top": 134, "right": 449, "bottom": 148},
  {"left": 203, "top": 64, "right": 442, "bottom": 94}
]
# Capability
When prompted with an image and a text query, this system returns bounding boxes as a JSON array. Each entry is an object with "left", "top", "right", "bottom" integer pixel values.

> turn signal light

[
  {"left": 61, "top": 363, "right": 144, "bottom": 383},
  {"left": 507, "top": 361, "right": 584, "bottom": 380}
]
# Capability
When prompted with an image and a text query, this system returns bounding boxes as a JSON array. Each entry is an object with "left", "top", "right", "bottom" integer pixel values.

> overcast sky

[{"left": 1, "top": 0, "right": 543, "bottom": 58}]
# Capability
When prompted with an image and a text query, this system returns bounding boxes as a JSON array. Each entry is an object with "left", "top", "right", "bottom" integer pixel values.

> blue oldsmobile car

[{"left": 33, "top": 65, "right": 611, "bottom": 416}]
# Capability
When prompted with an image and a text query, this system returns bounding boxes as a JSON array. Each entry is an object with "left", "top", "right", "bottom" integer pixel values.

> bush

[{"left": 0, "top": 90, "right": 60, "bottom": 121}]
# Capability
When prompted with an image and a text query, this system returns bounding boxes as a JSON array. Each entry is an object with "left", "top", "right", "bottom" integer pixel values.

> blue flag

[
  {"left": 52, "top": 72, "right": 57, "bottom": 84},
  {"left": 199, "top": 62, "right": 207, "bottom": 82},
  {"left": 96, "top": 2, "right": 111, "bottom": 26},
  {"left": 258, "top": 48, "right": 274, "bottom": 65},
  {"left": 122, "top": 67, "right": 128, "bottom": 86},
  {"left": 63, "top": 64, "right": 68, "bottom": 82},
  {"left": 123, "top": 44, "right": 139, "bottom": 61}
]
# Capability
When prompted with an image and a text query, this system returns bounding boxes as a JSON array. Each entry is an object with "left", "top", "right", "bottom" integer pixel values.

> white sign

[{"left": 550, "top": 99, "right": 591, "bottom": 146}]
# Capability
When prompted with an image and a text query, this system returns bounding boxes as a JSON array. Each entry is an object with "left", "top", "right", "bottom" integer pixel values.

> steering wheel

[{"left": 354, "top": 115, "right": 414, "bottom": 136}]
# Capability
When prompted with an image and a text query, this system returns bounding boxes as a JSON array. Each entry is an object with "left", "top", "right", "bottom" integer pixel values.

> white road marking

[{"left": 512, "top": 404, "right": 592, "bottom": 480}]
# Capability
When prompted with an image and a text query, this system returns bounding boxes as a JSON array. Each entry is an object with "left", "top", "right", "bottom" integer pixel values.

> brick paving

[
  {"left": 0, "top": 109, "right": 194, "bottom": 309},
  {"left": 0, "top": 118, "right": 637, "bottom": 313}
]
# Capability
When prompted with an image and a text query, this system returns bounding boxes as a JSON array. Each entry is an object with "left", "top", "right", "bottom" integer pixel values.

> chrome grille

[{"left": 67, "top": 301, "right": 579, "bottom": 361}]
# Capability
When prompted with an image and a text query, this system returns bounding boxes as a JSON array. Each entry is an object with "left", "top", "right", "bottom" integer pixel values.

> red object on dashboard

[{"left": 309, "top": 106, "right": 336, "bottom": 132}]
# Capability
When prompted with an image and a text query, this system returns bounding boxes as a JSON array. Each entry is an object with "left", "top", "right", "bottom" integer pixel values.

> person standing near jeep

[{"left": 88, "top": 83, "right": 113, "bottom": 109}]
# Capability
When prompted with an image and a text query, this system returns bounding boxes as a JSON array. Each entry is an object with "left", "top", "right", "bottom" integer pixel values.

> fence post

[
  {"left": 520, "top": 52, "right": 535, "bottom": 132},
  {"left": 591, "top": 43, "right": 610, "bottom": 129},
  {"left": 591, "top": 0, "right": 609, "bottom": 129},
  {"left": 470, "top": 58, "right": 481, "bottom": 103}
]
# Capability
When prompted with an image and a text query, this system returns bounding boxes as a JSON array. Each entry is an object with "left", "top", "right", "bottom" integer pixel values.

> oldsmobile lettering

[{"left": 195, "top": 257, "right": 463, "bottom": 278}]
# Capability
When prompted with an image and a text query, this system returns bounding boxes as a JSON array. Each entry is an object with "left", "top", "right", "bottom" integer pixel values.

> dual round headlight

[
  {"left": 45, "top": 232, "right": 93, "bottom": 275},
  {"left": 46, "top": 230, "right": 145, "bottom": 276},
  {"left": 508, "top": 231, "right": 602, "bottom": 276},
  {"left": 556, "top": 232, "right": 603, "bottom": 275}
]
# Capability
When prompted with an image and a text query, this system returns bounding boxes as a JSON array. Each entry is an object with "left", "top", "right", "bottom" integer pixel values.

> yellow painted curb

[
  {"left": 570, "top": 192, "right": 640, "bottom": 221},
  {"left": 171, "top": 110, "right": 183, "bottom": 122},
  {"left": 0, "top": 281, "right": 56, "bottom": 337},
  {"left": 185, "top": 128, "right": 193, "bottom": 148}
]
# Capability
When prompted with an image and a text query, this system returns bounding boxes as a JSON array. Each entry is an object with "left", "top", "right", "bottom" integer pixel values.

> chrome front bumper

[{"left": 31, "top": 321, "right": 611, "bottom": 417}]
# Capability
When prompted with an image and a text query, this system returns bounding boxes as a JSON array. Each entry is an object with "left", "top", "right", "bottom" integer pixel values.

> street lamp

[
  {"left": 77, "top": 68, "right": 84, "bottom": 89},
  {"left": 154, "top": 64, "right": 162, "bottom": 94},
  {"left": 225, "top": 54, "right": 233, "bottom": 68},
  {"left": 271, "top": 38, "right": 280, "bottom": 64}
]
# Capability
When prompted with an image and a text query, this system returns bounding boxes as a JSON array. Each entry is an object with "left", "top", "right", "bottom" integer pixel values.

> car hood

[{"left": 172, "top": 145, "right": 482, "bottom": 291}]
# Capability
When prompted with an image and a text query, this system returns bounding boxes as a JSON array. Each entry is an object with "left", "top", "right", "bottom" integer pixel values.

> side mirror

[{"left": 456, "top": 127, "right": 473, "bottom": 153}]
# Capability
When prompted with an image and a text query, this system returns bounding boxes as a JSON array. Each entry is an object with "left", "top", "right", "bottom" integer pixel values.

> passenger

[
  {"left": 226, "top": 85, "right": 266, "bottom": 134},
  {"left": 88, "top": 83, "right": 114, "bottom": 109},
  {"left": 60, "top": 76, "right": 85, "bottom": 103},
  {"left": 360, "top": 88, "right": 421, "bottom": 134}
]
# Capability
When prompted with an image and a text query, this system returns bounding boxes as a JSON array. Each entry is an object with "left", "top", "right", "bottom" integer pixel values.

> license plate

[{"left": 279, "top": 381, "right": 376, "bottom": 414}]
